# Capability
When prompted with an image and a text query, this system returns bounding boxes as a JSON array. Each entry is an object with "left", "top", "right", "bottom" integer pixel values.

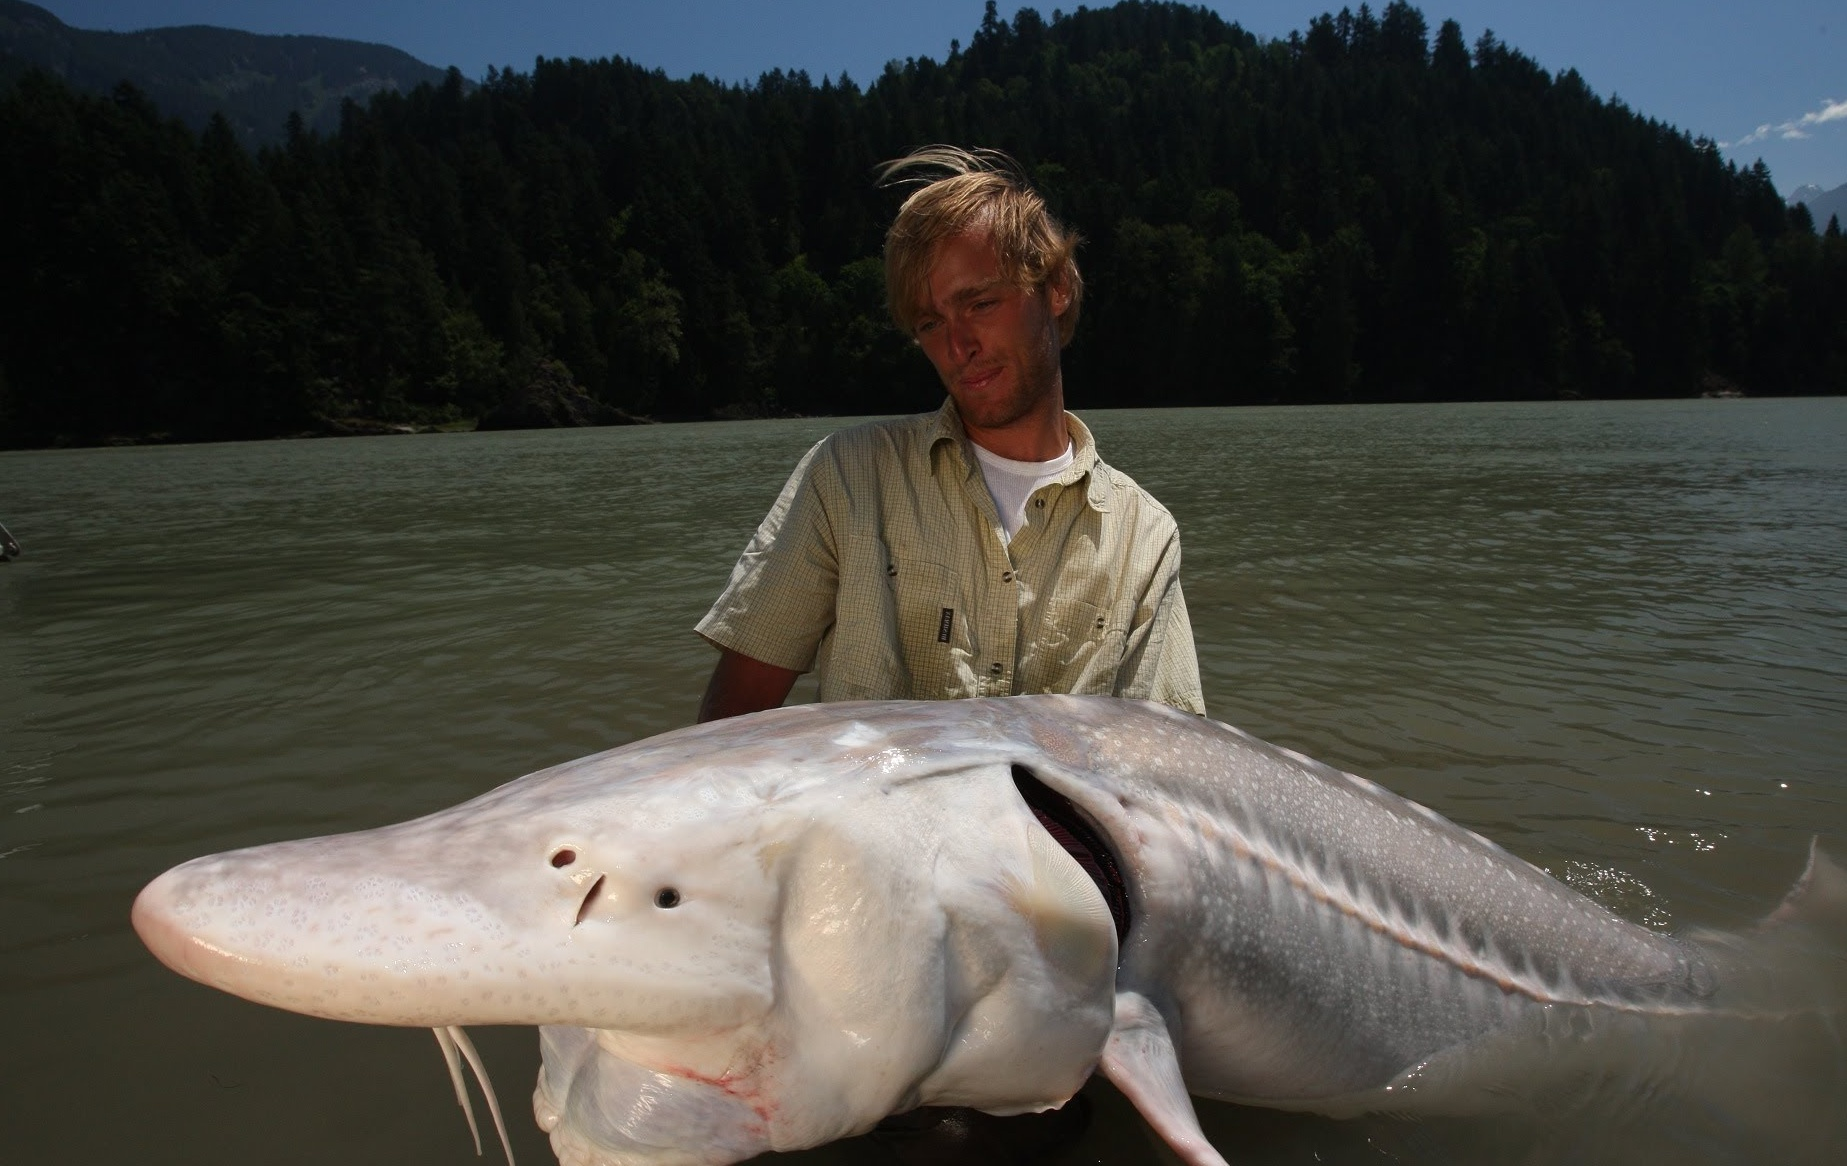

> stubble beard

[{"left": 950, "top": 322, "right": 1063, "bottom": 433}]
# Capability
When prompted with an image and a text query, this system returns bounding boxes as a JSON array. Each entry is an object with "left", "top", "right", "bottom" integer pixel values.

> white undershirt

[{"left": 970, "top": 441, "right": 1074, "bottom": 542}]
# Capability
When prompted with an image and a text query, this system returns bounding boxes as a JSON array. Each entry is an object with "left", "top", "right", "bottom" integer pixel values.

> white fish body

[{"left": 132, "top": 696, "right": 1845, "bottom": 1166}]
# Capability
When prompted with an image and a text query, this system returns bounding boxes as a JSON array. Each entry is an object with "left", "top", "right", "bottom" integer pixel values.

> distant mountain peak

[
  {"left": 1788, "top": 181, "right": 1847, "bottom": 232},
  {"left": 0, "top": 0, "right": 458, "bottom": 145}
]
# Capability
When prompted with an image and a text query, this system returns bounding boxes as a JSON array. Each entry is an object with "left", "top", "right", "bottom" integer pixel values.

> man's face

[{"left": 912, "top": 230, "right": 1069, "bottom": 436}]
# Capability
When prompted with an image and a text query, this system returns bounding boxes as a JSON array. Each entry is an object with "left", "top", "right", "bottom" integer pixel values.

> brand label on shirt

[{"left": 938, "top": 608, "right": 954, "bottom": 644}]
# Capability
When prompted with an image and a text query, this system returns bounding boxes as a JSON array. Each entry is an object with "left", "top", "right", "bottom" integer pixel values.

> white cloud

[{"left": 1722, "top": 98, "right": 1847, "bottom": 149}]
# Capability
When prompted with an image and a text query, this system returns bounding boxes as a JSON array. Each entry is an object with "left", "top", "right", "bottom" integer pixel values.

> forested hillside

[{"left": 2, "top": 1, "right": 1842, "bottom": 447}]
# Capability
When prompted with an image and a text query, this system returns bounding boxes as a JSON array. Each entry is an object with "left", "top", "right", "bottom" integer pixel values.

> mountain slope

[
  {"left": 1790, "top": 183, "right": 1847, "bottom": 232},
  {"left": 0, "top": 0, "right": 455, "bottom": 145}
]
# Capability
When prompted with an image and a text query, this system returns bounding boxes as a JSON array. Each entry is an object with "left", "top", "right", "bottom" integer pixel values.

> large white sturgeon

[{"left": 133, "top": 696, "right": 1844, "bottom": 1165}]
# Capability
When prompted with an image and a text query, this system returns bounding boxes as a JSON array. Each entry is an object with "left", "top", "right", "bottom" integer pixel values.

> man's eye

[{"left": 916, "top": 320, "right": 940, "bottom": 336}]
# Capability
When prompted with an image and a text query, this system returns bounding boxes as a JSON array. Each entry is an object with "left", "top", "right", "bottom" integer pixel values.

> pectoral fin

[{"left": 1100, "top": 991, "right": 1230, "bottom": 1166}]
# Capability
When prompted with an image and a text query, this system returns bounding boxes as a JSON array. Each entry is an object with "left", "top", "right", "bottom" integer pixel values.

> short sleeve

[
  {"left": 695, "top": 439, "right": 842, "bottom": 673},
  {"left": 1113, "top": 535, "right": 1207, "bottom": 716}
]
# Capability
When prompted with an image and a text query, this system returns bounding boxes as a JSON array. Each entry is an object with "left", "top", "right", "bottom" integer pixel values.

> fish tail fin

[{"left": 1760, "top": 839, "right": 1847, "bottom": 933}]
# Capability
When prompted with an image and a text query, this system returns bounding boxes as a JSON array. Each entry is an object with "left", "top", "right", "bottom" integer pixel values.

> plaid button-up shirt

[{"left": 697, "top": 400, "right": 1205, "bottom": 714}]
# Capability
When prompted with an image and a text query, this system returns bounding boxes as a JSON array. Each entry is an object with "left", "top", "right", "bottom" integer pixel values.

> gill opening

[
  {"left": 433, "top": 1025, "right": 516, "bottom": 1165},
  {"left": 1012, "top": 763, "right": 1131, "bottom": 945}
]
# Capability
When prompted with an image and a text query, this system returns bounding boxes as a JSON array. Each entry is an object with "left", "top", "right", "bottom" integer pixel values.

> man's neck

[{"left": 962, "top": 395, "right": 1070, "bottom": 462}]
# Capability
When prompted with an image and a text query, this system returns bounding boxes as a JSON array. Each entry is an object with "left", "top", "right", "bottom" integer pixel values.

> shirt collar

[{"left": 927, "top": 398, "right": 1111, "bottom": 512}]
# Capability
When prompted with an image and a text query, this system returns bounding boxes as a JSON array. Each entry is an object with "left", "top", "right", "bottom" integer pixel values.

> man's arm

[
  {"left": 1114, "top": 532, "right": 1207, "bottom": 715},
  {"left": 694, "top": 437, "right": 838, "bottom": 721},
  {"left": 698, "top": 649, "right": 802, "bottom": 723}
]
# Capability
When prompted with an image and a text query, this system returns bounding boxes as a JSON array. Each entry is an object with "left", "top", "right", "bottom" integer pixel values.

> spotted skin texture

[
  {"left": 134, "top": 696, "right": 1823, "bottom": 1165},
  {"left": 1019, "top": 701, "right": 1716, "bottom": 1106}
]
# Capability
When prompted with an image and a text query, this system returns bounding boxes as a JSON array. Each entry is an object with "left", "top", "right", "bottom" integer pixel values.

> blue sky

[{"left": 37, "top": 1, "right": 1847, "bottom": 193}]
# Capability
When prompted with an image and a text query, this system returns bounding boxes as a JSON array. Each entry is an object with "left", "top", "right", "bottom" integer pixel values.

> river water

[{"left": 2, "top": 399, "right": 1843, "bottom": 1164}]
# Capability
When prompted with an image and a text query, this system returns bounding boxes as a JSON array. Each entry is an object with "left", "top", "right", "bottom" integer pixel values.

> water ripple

[{"left": 2, "top": 400, "right": 1844, "bottom": 1164}]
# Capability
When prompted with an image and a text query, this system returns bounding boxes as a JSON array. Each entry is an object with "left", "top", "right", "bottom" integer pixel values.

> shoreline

[{"left": 5, "top": 389, "right": 1839, "bottom": 453}]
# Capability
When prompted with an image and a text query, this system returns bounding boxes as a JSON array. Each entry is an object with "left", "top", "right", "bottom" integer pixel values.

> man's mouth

[{"left": 959, "top": 366, "right": 1002, "bottom": 392}]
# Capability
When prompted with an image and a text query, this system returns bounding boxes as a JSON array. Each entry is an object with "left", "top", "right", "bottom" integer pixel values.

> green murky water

[{"left": 2, "top": 398, "right": 1843, "bottom": 1164}]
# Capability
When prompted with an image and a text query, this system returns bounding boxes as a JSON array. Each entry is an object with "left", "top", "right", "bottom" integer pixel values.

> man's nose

[{"left": 947, "top": 316, "right": 978, "bottom": 363}]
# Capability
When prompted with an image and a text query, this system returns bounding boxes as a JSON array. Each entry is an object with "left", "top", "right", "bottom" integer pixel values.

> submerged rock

[
  {"left": 1699, "top": 371, "right": 1746, "bottom": 399},
  {"left": 315, "top": 418, "right": 428, "bottom": 437},
  {"left": 477, "top": 360, "right": 651, "bottom": 430}
]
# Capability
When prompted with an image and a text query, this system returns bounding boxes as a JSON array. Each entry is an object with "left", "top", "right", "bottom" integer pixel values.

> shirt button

[
  {"left": 1001, "top": 570, "right": 1013, "bottom": 583},
  {"left": 886, "top": 564, "right": 898, "bottom": 577},
  {"left": 1034, "top": 498, "right": 1045, "bottom": 509},
  {"left": 989, "top": 663, "right": 1003, "bottom": 676}
]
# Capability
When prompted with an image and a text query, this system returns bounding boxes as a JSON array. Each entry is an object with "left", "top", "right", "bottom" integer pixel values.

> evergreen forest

[{"left": 3, "top": 0, "right": 1844, "bottom": 448}]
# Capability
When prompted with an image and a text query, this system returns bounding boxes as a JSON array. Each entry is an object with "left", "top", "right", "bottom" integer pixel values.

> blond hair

[{"left": 878, "top": 146, "right": 1084, "bottom": 346}]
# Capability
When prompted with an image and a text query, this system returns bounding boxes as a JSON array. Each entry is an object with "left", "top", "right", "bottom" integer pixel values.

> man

[
  {"left": 695, "top": 147, "right": 1203, "bottom": 1162},
  {"left": 697, "top": 146, "right": 1204, "bottom": 723}
]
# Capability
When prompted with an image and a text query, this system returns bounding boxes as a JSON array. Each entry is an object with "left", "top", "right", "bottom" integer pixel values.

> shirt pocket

[{"left": 888, "top": 555, "right": 966, "bottom": 689}]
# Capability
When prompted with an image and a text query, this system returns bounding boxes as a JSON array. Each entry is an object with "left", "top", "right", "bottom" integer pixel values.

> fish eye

[
  {"left": 654, "top": 887, "right": 681, "bottom": 909},
  {"left": 549, "top": 848, "right": 576, "bottom": 868}
]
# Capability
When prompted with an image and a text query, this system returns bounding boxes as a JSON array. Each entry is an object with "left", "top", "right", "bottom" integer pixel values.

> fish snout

[
  {"left": 131, "top": 864, "right": 204, "bottom": 982},
  {"left": 128, "top": 843, "right": 565, "bottom": 1026}
]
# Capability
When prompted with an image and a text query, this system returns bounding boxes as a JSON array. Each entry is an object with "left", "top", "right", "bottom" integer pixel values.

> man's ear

[{"left": 1045, "top": 272, "right": 1072, "bottom": 318}]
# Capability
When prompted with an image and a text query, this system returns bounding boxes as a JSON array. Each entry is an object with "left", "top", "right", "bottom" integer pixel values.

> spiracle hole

[
  {"left": 550, "top": 848, "right": 576, "bottom": 869},
  {"left": 655, "top": 887, "right": 682, "bottom": 909}
]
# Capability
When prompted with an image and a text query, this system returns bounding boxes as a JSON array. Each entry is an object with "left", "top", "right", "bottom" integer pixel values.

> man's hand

[{"left": 698, "top": 649, "right": 801, "bottom": 722}]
